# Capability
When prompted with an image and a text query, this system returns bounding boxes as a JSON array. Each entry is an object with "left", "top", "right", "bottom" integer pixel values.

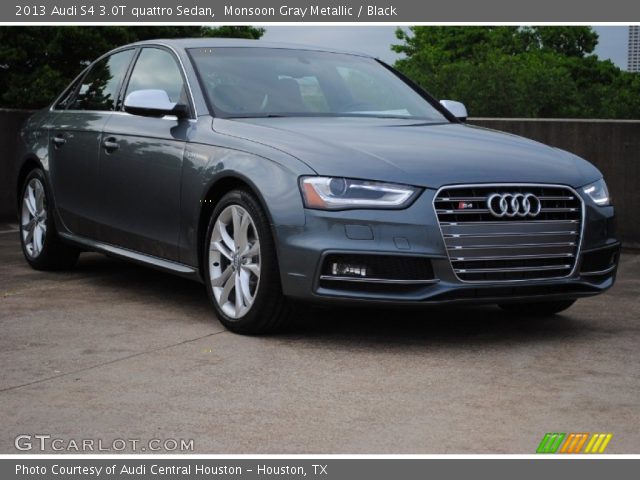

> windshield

[{"left": 188, "top": 47, "right": 449, "bottom": 121}]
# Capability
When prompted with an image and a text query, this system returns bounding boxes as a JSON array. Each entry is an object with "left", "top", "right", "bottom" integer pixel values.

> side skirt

[{"left": 59, "top": 232, "right": 203, "bottom": 282}]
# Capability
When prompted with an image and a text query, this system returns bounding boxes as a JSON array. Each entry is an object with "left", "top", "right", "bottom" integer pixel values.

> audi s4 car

[{"left": 16, "top": 39, "right": 620, "bottom": 334}]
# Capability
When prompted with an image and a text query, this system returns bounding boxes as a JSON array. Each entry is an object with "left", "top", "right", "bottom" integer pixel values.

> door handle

[
  {"left": 102, "top": 137, "right": 119, "bottom": 152},
  {"left": 52, "top": 135, "right": 66, "bottom": 147}
]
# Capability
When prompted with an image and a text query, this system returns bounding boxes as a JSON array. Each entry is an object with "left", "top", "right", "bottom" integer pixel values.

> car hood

[{"left": 213, "top": 117, "right": 601, "bottom": 189}]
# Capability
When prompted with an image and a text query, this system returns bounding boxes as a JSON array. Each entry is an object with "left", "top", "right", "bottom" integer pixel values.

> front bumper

[{"left": 276, "top": 188, "right": 620, "bottom": 305}]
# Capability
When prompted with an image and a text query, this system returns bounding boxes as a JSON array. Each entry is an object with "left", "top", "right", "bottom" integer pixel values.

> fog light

[{"left": 331, "top": 262, "right": 368, "bottom": 277}]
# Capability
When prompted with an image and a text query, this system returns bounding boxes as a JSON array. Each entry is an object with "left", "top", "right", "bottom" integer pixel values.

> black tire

[
  {"left": 204, "top": 189, "right": 292, "bottom": 334},
  {"left": 498, "top": 300, "right": 576, "bottom": 316},
  {"left": 19, "top": 168, "right": 80, "bottom": 271}
]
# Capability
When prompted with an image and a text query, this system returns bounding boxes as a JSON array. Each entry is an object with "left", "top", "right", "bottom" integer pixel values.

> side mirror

[
  {"left": 440, "top": 100, "right": 468, "bottom": 122},
  {"left": 124, "top": 89, "right": 189, "bottom": 118}
]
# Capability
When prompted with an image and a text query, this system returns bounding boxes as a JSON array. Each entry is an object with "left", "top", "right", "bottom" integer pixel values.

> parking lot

[{"left": 1, "top": 223, "right": 639, "bottom": 453}]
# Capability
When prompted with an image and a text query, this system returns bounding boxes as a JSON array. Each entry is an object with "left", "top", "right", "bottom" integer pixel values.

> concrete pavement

[{"left": 1, "top": 224, "right": 639, "bottom": 453}]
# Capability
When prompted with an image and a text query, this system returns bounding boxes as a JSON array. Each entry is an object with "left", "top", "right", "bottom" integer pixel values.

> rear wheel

[
  {"left": 498, "top": 300, "right": 576, "bottom": 315},
  {"left": 204, "top": 190, "right": 291, "bottom": 334},
  {"left": 19, "top": 168, "right": 80, "bottom": 270}
]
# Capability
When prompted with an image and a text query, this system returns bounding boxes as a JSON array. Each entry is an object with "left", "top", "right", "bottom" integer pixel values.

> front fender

[{"left": 178, "top": 123, "right": 314, "bottom": 268}]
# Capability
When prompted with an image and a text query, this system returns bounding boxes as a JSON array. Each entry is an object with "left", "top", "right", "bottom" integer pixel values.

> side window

[
  {"left": 125, "top": 48, "right": 187, "bottom": 104},
  {"left": 70, "top": 49, "right": 135, "bottom": 111},
  {"left": 54, "top": 77, "right": 83, "bottom": 110}
]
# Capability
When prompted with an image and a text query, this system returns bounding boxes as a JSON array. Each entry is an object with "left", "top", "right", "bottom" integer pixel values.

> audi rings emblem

[{"left": 487, "top": 193, "right": 542, "bottom": 218}]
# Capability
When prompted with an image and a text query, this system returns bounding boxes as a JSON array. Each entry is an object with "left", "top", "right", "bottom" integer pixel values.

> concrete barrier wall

[
  {"left": 1, "top": 110, "right": 638, "bottom": 246},
  {"left": 469, "top": 118, "right": 640, "bottom": 248}
]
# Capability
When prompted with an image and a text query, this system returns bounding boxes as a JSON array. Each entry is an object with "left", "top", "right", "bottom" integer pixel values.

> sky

[{"left": 262, "top": 26, "right": 630, "bottom": 69}]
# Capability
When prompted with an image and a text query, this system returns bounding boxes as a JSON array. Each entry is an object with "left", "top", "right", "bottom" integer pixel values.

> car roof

[{"left": 130, "top": 38, "right": 373, "bottom": 58}]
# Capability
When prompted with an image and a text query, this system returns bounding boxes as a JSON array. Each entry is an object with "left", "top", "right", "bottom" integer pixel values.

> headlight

[
  {"left": 300, "top": 176, "right": 420, "bottom": 210},
  {"left": 583, "top": 178, "right": 610, "bottom": 206}
]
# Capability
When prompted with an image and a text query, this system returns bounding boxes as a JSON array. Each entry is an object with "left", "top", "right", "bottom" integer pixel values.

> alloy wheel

[
  {"left": 209, "top": 205, "right": 261, "bottom": 319},
  {"left": 21, "top": 178, "right": 47, "bottom": 258}
]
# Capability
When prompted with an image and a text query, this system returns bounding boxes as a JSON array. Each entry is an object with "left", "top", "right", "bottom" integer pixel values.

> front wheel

[
  {"left": 498, "top": 300, "right": 576, "bottom": 316},
  {"left": 204, "top": 190, "right": 291, "bottom": 334}
]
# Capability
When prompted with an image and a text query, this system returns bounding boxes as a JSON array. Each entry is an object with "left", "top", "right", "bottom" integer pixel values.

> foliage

[
  {"left": 0, "top": 26, "right": 264, "bottom": 109},
  {"left": 392, "top": 26, "right": 640, "bottom": 119}
]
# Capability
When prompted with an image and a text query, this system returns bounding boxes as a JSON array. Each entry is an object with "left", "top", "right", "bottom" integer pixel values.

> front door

[{"left": 96, "top": 47, "right": 192, "bottom": 261}]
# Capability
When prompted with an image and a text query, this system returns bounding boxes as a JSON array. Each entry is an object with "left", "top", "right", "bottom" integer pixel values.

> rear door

[
  {"left": 48, "top": 49, "right": 135, "bottom": 237},
  {"left": 95, "top": 47, "right": 192, "bottom": 261}
]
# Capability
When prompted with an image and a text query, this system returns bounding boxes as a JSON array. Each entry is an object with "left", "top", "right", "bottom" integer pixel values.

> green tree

[
  {"left": 525, "top": 26, "right": 598, "bottom": 57},
  {"left": 392, "top": 26, "right": 639, "bottom": 119},
  {"left": 0, "top": 26, "right": 264, "bottom": 109}
]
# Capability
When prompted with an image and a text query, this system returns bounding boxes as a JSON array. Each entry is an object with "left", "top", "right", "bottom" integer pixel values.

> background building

[{"left": 629, "top": 26, "right": 639, "bottom": 72}]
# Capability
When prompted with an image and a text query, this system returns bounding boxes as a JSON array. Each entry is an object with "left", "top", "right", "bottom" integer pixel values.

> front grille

[{"left": 434, "top": 185, "right": 583, "bottom": 282}]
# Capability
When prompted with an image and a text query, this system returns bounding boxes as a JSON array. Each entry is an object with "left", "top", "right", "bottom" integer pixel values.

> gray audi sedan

[{"left": 16, "top": 39, "right": 620, "bottom": 333}]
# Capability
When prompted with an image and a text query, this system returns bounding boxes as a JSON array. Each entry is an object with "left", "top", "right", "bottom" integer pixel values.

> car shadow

[
  {"left": 70, "top": 253, "right": 211, "bottom": 317},
  {"left": 281, "top": 303, "right": 586, "bottom": 351},
  {"left": 67, "top": 253, "right": 589, "bottom": 348}
]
